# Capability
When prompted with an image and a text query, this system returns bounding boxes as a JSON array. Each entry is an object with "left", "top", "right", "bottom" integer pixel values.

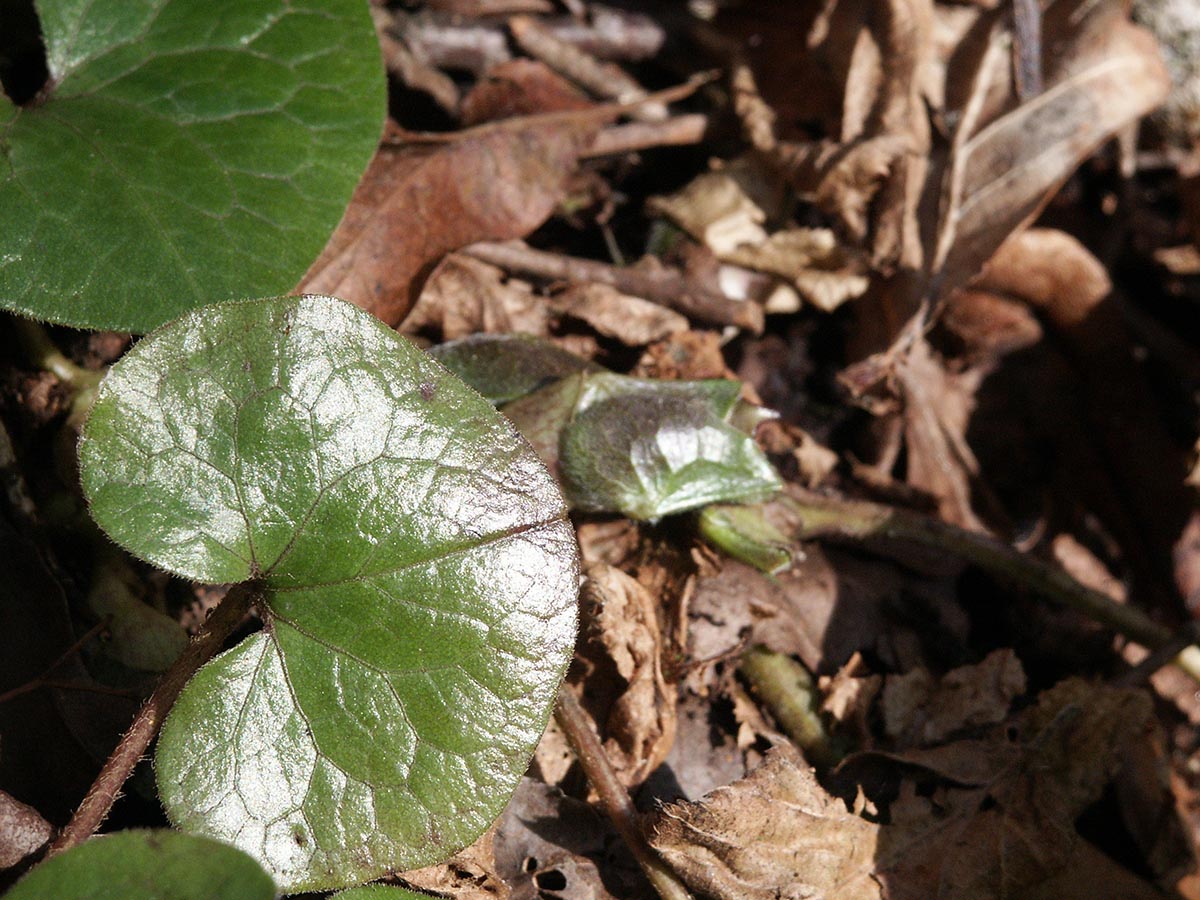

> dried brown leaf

[
  {"left": 820, "top": 652, "right": 883, "bottom": 746},
  {"left": 896, "top": 337, "right": 987, "bottom": 530},
  {"left": 648, "top": 171, "right": 768, "bottom": 255},
  {"left": 721, "top": 228, "right": 870, "bottom": 312},
  {"left": 493, "top": 778, "right": 647, "bottom": 900},
  {"left": 551, "top": 283, "right": 688, "bottom": 346},
  {"left": 686, "top": 550, "right": 905, "bottom": 688},
  {"left": 462, "top": 59, "right": 593, "bottom": 126},
  {"left": 881, "top": 649, "right": 1026, "bottom": 746},
  {"left": 575, "top": 563, "right": 677, "bottom": 789},
  {"left": 402, "top": 253, "right": 550, "bottom": 339},
  {"left": 649, "top": 744, "right": 883, "bottom": 900},
  {"left": 876, "top": 679, "right": 1155, "bottom": 899},
  {"left": 298, "top": 122, "right": 594, "bottom": 325},
  {"left": 399, "top": 827, "right": 509, "bottom": 900},
  {"left": 935, "top": 9, "right": 1170, "bottom": 294}
]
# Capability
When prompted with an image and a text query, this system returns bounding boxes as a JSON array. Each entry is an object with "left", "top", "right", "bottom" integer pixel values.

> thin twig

[
  {"left": 464, "top": 240, "right": 764, "bottom": 333},
  {"left": 584, "top": 115, "right": 709, "bottom": 158},
  {"left": 1012, "top": 0, "right": 1043, "bottom": 100},
  {"left": 509, "top": 15, "right": 667, "bottom": 121},
  {"left": 49, "top": 584, "right": 257, "bottom": 855},
  {"left": 778, "top": 489, "right": 1200, "bottom": 682},
  {"left": 1115, "top": 622, "right": 1200, "bottom": 688},
  {"left": 554, "top": 689, "right": 693, "bottom": 900},
  {"left": 372, "top": 7, "right": 460, "bottom": 116}
]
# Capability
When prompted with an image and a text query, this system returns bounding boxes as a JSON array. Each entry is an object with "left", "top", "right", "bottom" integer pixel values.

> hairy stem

[
  {"left": 779, "top": 489, "right": 1200, "bottom": 682},
  {"left": 554, "top": 689, "right": 693, "bottom": 900},
  {"left": 49, "top": 583, "right": 256, "bottom": 854}
]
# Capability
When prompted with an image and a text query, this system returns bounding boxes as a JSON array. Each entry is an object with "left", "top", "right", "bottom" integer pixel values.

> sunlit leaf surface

[{"left": 79, "top": 296, "right": 579, "bottom": 892}]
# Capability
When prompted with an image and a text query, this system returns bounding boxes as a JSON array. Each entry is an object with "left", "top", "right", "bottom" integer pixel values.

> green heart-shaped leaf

[
  {"left": 0, "top": 0, "right": 384, "bottom": 332},
  {"left": 5, "top": 831, "right": 276, "bottom": 900},
  {"left": 79, "top": 295, "right": 579, "bottom": 892},
  {"left": 330, "top": 888, "right": 432, "bottom": 900}
]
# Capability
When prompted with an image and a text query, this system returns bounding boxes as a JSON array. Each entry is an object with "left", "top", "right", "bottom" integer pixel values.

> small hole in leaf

[
  {"left": 0, "top": 0, "right": 49, "bottom": 106},
  {"left": 534, "top": 869, "right": 567, "bottom": 892},
  {"left": 522, "top": 856, "right": 539, "bottom": 873}
]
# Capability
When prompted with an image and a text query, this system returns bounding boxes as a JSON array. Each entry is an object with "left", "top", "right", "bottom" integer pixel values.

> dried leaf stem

[
  {"left": 780, "top": 490, "right": 1200, "bottom": 681},
  {"left": 49, "top": 583, "right": 257, "bottom": 854},
  {"left": 464, "top": 240, "right": 764, "bottom": 332},
  {"left": 554, "top": 688, "right": 693, "bottom": 900}
]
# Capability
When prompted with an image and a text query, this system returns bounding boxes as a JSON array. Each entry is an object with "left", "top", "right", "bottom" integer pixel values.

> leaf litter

[{"left": 6, "top": 0, "right": 1200, "bottom": 898}]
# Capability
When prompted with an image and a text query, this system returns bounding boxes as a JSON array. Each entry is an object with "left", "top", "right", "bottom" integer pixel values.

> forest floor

[{"left": 5, "top": 1, "right": 1200, "bottom": 898}]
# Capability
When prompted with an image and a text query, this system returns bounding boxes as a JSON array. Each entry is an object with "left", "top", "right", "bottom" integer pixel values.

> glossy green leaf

[
  {"left": 78, "top": 295, "right": 579, "bottom": 892},
  {"left": 0, "top": 0, "right": 384, "bottom": 332},
  {"left": 5, "top": 830, "right": 276, "bottom": 900},
  {"left": 431, "top": 335, "right": 784, "bottom": 521},
  {"left": 556, "top": 373, "right": 782, "bottom": 519},
  {"left": 428, "top": 334, "right": 601, "bottom": 405}
]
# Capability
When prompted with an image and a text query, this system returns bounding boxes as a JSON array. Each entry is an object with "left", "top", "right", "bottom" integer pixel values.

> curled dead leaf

[
  {"left": 551, "top": 283, "right": 689, "bottom": 346},
  {"left": 881, "top": 649, "right": 1027, "bottom": 746},
  {"left": 402, "top": 253, "right": 550, "bottom": 339},
  {"left": 574, "top": 563, "right": 676, "bottom": 788},
  {"left": 649, "top": 744, "right": 882, "bottom": 900}
]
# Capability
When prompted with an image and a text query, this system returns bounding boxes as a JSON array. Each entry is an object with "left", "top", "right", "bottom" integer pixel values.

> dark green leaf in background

[
  {"left": 4, "top": 830, "right": 277, "bottom": 900},
  {"left": 78, "top": 296, "right": 579, "bottom": 892},
  {"left": 0, "top": 0, "right": 385, "bottom": 332},
  {"left": 428, "top": 333, "right": 602, "bottom": 405},
  {"left": 432, "top": 335, "right": 783, "bottom": 521}
]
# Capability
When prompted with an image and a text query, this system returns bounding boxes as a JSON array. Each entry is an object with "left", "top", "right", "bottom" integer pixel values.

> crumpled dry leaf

[
  {"left": 551, "top": 283, "right": 688, "bottom": 346},
  {"left": 649, "top": 743, "right": 883, "bottom": 900},
  {"left": 685, "top": 550, "right": 908, "bottom": 692},
  {"left": 895, "top": 335, "right": 988, "bottom": 531},
  {"left": 0, "top": 788, "right": 53, "bottom": 870},
  {"left": 649, "top": 171, "right": 768, "bottom": 255},
  {"left": 876, "top": 679, "right": 1156, "bottom": 899},
  {"left": 820, "top": 652, "right": 883, "bottom": 747},
  {"left": 934, "top": 0, "right": 1171, "bottom": 295},
  {"left": 574, "top": 563, "right": 677, "bottom": 788},
  {"left": 298, "top": 121, "right": 596, "bottom": 325},
  {"left": 398, "top": 827, "right": 510, "bottom": 900},
  {"left": 721, "top": 229, "right": 870, "bottom": 313},
  {"left": 402, "top": 253, "right": 550, "bottom": 339},
  {"left": 881, "top": 649, "right": 1026, "bottom": 746},
  {"left": 650, "top": 172, "right": 868, "bottom": 312}
]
